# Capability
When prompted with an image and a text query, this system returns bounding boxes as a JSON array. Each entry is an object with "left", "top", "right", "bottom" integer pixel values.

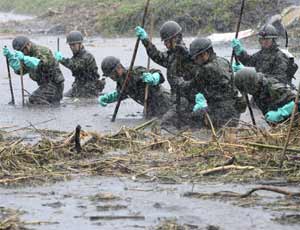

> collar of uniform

[
  {"left": 73, "top": 46, "right": 86, "bottom": 57},
  {"left": 28, "top": 43, "right": 37, "bottom": 56}
]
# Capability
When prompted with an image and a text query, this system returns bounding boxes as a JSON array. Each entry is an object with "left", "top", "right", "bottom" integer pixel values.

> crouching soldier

[
  {"left": 234, "top": 67, "right": 298, "bottom": 124},
  {"left": 3, "top": 36, "right": 64, "bottom": 105},
  {"left": 55, "top": 31, "right": 105, "bottom": 98},
  {"left": 231, "top": 24, "right": 298, "bottom": 87},
  {"left": 98, "top": 56, "right": 171, "bottom": 118},
  {"left": 180, "top": 38, "right": 246, "bottom": 128}
]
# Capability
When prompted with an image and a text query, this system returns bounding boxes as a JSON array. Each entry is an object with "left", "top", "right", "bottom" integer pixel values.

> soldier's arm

[
  {"left": 60, "top": 56, "right": 86, "bottom": 74},
  {"left": 236, "top": 50, "right": 258, "bottom": 67},
  {"left": 34, "top": 48, "right": 56, "bottom": 73},
  {"left": 266, "top": 52, "right": 289, "bottom": 83},
  {"left": 141, "top": 39, "right": 169, "bottom": 68},
  {"left": 149, "top": 68, "right": 165, "bottom": 84}
]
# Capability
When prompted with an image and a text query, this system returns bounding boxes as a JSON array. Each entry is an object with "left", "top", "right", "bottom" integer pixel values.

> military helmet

[
  {"left": 101, "top": 56, "right": 120, "bottom": 76},
  {"left": 159, "top": 21, "right": 182, "bottom": 41},
  {"left": 234, "top": 67, "right": 259, "bottom": 95},
  {"left": 189, "top": 38, "right": 212, "bottom": 59},
  {"left": 12, "top": 36, "right": 30, "bottom": 51},
  {"left": 66, "top": 31, "right": 84, "bottom": 44},
  {"left": 257, "top": 24, "right": 278, "bottom": 39}
]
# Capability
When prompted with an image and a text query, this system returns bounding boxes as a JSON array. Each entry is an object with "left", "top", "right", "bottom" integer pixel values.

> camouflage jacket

[
  {"left": 141, "top": 39, "right": 193, "bottom": 95},
  {"left": 252, "top": 75, "right": 295, "bottom": 115},
  {"left": 60, "top": 47, "right": 100, "bottom": 84},
  {"left": 21, "top": 43, "right": 64, "bottom": 86},
  {"left": 182, "top": 53, "right": 239, "bottom": 106},
  {"left": 115, "top": 66, "right": 166, "bottom": 105},
  {"left": 237, "top": 44, "right": 291, "bottom": 85}
]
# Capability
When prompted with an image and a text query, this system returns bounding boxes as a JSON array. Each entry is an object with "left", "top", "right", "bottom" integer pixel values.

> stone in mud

[{"left": 47, "top": 24, "right": 66, "bottom": 35}]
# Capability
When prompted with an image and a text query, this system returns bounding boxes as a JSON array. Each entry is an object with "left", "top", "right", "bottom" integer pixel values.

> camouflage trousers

[
  {"left": 29, "top": 82, "right": 64, "bottom": 105},
  {"left": 145, "top": 90, "right": 172, "bottom": 118},
  {"left": 161, "top": 98, "right": 241, "bottom": 129},
  {"left": 64, "top": 79, "right": 105, "bottom": 98}
]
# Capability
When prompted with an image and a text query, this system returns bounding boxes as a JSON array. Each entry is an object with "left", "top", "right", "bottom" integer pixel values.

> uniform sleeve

[
  {"left": 236, "top": 50, "right": 258, "bottom": 67},
  {"left": 34, "top": 48, "right": 57, "bottom": 74},
  {"left": 60, "top": 53, "right": 94, "bottom": 74},
  {"left": 149, "top": 68, "right": 165, "bottom": 84},
  {"left": 142, "top": 39, "right": 169, "bottom": 68}
]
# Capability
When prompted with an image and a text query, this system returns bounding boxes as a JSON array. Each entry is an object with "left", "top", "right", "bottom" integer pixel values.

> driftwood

[
  {"left": 198, "top": 165, "right": 259, "bottom": 176},
  {"left": 240, "top": 186, "right": 300, "bottom": 198}
]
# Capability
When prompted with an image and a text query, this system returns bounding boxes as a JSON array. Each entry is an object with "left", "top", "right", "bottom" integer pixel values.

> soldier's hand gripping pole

[
  {"left": 230, "top": 0, "right": 256, "bottom": 126},
  {"left": 4, "top": 46, "right": 15, "bottom": 105},
  {"left": 111, "top": 0, "right": 151, "bottom": 122}
]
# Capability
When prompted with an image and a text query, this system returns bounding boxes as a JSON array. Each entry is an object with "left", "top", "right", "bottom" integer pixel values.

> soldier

[
  {"left": 3, "top": 36, "right": 64, "bottom": 105},
  {"left": 135, "top": 21, "right": 193, "bottom": 127},
  {"left": 55, "top": 31, "right": 105, "bottom": 98},
  {"left": 231, "top": 24, "right": 298, "bottom": 86},
  {"left": 234, "top": 67, "right": 298, "bottom": 124},
  {"left": 179, "top": 38, "right": 246, "bottom": 128},
  {"left": 98, "top": 56, "right": 171, "bottom": 118}
]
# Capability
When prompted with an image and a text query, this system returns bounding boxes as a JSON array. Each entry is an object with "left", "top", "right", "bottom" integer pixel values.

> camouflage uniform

[
  {"left": 237, "top": 44, "right": 292, "bottom": 85},
  {"left": 181, "top": 53, "right": 244, "bottom": 128},
  {"left": 20, "top": 44, "right": 64, "bottom": 105},
  {"left": 235, "top": 68, "right": 295, "bottom": 115},
  {"left": 60, "top": 47, "right": 105, "bottom": 97},
  {"left": 114, "top": 66, "right": 171, "bottom": 118},
  {"left": 141, "top": 39, "right": 193, "bottom": 126}
]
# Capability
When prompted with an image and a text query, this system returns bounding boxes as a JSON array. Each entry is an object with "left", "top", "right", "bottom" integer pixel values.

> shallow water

[{"left": 1, "top": 176, "right": 299, "bottom": 230}]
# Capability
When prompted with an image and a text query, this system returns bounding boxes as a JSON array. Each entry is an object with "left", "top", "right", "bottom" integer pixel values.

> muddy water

[
  {"left": 1, "top": 23, "right": 300, "bottom": 229},
  {"left": 2, "top": 35, "right": 296, "bottom": 134},
  {"left": 0, "top": 177, "right": 299, "bottom": 230}
]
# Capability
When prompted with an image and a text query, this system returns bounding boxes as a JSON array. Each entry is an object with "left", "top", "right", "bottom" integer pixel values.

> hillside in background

[{"left": 0, "top": 0, "right": 297, "bottom": 36}]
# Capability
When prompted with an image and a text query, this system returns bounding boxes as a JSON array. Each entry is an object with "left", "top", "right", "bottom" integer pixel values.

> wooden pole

[
  {"left": 20, "top": 63, "right": 25, "bottom": 106},
  {"left": 4, "top": 46, "right": 15, "bottom": 105},
  {"left": 143, "top": 10, "right": 154, "bottom": 118},
  {"left": 111, "top": 0, "right": 151, "bottom": 122},
  {"left": 279, "top": 82, "right": 300, "bottom": 168},
  {"left": 230, "top": 0, "right": 256, "bottom": 126},
  {"left": 57, "top": 37, "right": 60, "bottom": 52}
]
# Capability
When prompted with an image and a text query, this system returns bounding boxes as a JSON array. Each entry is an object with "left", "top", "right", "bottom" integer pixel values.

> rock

[{"left": 47, "top": 24, "right": 66, "bottom": 35}]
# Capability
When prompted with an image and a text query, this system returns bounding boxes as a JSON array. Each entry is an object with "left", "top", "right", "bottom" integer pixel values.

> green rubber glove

[
  {"left": 55, "top": 51, "right": 63, "bottom": 62},
  {"left": 193, "top": 93, "right": 208, "bottom": 112},
  {"left": 3, "top": 47, "right": 20, "bottom": 72},
  {"left": 135, "top": 26, "right": 148, "bottom": 40},
  {"left": 232, "top": 62, "right": 244, "bottom": 72},
  {"left": 3, "top": 47, "right": 14, "bottom": 59},
  {"left": 142, "top": 72, "right": 160, "bottom": 86},
  {"left": 231, "top": 38, "right": 244, "bottom": 56},
  {"left": 98, "top": 91, "right": 119, "bottom": 107},
  {"left": 15, "top": 51, "right": 40, "bottom": 69},
  {"left": 265, "top": 101, "right": 296, "bottom": 123}
]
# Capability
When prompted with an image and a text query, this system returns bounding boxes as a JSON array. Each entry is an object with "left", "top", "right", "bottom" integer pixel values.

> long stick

[
  {"left": 279, "top": 82, "right": 300, "bottom": 168},
  {"left": 111, "top": 0, "right": 151, "bottom": 122},
  {"left": 57, "top": 37, "right": 60, "bottom": 52},
  {"left": 4, "top": 46, "right": 15, "bottom": 105},
  {"left": 230, "top": 0, "right": 256, "bottom": 126},
  {"left": 205, "top": 112, "right": 224, "bottom": 153},
  {"left": 143, "top": 10, "right": 154, "bottom": 118},
  {"left": 20, "top": 63, "right": 25, "bottom": 106}
]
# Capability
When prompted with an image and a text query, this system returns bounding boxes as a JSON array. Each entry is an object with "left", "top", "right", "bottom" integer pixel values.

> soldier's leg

[{"left": 29, "top": 82, "right": 63, "bottom": 105}]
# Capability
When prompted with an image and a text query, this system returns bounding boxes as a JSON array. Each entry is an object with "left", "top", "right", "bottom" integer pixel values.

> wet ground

[
  {"left": 1, "top": 177, "right": 300, "bottom": 230},
  {"left": 1, "top": 13, "right": 300, "bottom": 230}
]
